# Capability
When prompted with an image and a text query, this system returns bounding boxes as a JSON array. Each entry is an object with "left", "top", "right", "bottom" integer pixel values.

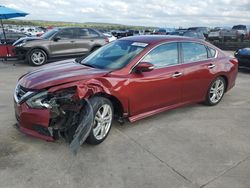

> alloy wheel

[
  {"left": 31, "top": 51, "right": 46, "bottom": 65},
  {"left": 209, "top": 79, "right": 225, "bottom": 104},
  {"left": 93, "top": 104, "right": 112, "bottom": 140}
]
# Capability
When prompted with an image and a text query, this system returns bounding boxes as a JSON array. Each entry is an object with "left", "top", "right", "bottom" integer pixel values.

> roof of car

[{"left": 120, "top": 35, "right": 201, "bottom": 45}]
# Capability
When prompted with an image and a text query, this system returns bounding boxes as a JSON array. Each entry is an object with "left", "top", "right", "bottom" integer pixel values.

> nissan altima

[{"left": 14, "top": 35, "right": 238, "bottom": 150}]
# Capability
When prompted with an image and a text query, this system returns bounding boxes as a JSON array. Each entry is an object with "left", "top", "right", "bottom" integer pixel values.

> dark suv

[{"left": 14, "top": 27, "right": 108, "bottom": 66}]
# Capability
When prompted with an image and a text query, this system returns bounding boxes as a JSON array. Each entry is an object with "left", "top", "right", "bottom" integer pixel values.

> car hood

[
  {"left": 13, "top": 36, "right": 43, "bottom": 46},
  {"left": 18, "top": 59, "right": 110, "bottom": 90}
]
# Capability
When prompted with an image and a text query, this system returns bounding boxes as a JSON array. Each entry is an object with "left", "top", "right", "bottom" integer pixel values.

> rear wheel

[
  {"left": 86, "top": 97, "right": 113, "bottom": 145},
  {"left": 205, "top": 77, "right": 226, "bottom": 106},
  {"left": 28, "top": 49, "right": 47, "bottom": 66}
]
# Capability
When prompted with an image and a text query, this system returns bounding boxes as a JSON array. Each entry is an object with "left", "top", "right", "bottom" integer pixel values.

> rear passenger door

[
  {"left": 180, "top": 42, "right": 217, "bottom": 103},
  {"left": 74, "top": 28, "right": 100, "bottom": 55}
]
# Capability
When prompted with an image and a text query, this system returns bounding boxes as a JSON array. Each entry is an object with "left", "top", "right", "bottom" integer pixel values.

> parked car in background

[
  {"left": 170, "top": 30, "right": 205, "bottom": 40},
  {"left": 103, "top": 32, "right": 117, "bottom": 42},
  {"left": 188, "top": 27, "right": 210, "bottom": 39},
  {"left": 20, "top": 27, "right": 44, "bottom": 37},
  {"left": 232, "top": 25, "right": 249, "bottom": 41},
  {"left": 13, "top": 35, "right": 238, "bottom": 146},
  {"left": 111, "top": 30, "right": 127, "bottom": 38},
  {"left": 208, "top": 27, "right": 239, "bottom": 42},
  {"left": 154, "top": 28, "right": 175, "bottom": 35},
  {"left": 235, "top": 48, "right": 250, "bottom": 70},
  {"left": 126, "top": 30, "right": 134, "bottom": 36},
  {"left": 170, "top": 29, "right": 188, "bottom": 36},
  {"left": 143, "top": 29, "right": 152, "bottom": 35},
  {"left": 14, "top": 27, "right": 108, "bottom": 66},
  {"left": 0, "top": 32, "right": 28, "bottom": 44},
  {"left": 183, "top": 31, "right": 206, "bottom": 40}
]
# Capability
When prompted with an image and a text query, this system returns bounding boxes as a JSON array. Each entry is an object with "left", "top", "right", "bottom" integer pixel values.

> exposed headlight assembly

[
  {"left": 15, "top": 42, "right": 26, "bottom": 47},
  {"left": 26, "top": 91, "right": 50, "bottom": 109}
]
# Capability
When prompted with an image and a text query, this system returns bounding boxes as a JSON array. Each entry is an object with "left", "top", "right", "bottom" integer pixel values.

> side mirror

[
  {"left": 135, "top": 62, "right": 154, "bottom": 73},
  {"left": 53, "top": 36, "right": 61, "bottom": 41}
]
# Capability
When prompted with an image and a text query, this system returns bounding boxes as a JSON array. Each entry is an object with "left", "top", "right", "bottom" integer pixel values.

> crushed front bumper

[{"left": 14, "top": 98, "right": 54, "bottom": 141}]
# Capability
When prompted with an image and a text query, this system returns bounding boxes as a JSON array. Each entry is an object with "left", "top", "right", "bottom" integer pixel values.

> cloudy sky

[{"left": 2, "top": 0, "right": 250, "bottom": 27}]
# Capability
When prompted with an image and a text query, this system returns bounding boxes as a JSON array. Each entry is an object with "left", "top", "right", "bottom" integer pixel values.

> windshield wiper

[{"left": 81, "top": 63, "right": 97, "bottom": 68}]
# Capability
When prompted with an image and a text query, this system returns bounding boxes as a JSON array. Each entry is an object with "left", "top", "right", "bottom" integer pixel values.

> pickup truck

[
  {"left": 232, "top": 25, "right": 250, "bottom": 41},
  {"left": 208, "top": 27, "right": 239, "bottom": 42},
  {"left": 208, "top": 25, "right": 250, "bottom": 42}
]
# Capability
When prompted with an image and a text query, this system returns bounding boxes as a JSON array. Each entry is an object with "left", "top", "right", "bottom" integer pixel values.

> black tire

[
  {"left": 28, "top": 49, "right": 47, "bottom": 66},
  {"left": 86, "top": 97, "right": 114, "bottom": 145},
  {"left": 205, "top": 77, "right": 226, "bottom": 106}
]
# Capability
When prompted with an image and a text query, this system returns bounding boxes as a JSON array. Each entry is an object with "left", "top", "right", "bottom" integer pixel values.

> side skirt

[{"left": 128, "top": 100, "right": 202, "bottom": 122}]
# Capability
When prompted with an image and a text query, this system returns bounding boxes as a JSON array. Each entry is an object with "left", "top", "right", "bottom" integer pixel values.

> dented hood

[{"left": 19, "top": 59, "right": 109, "bottom": 90}]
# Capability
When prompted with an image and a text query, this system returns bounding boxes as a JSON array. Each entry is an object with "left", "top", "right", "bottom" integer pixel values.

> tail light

[{"left": 105, "top": 37, "right": 109, "bottom": 43}]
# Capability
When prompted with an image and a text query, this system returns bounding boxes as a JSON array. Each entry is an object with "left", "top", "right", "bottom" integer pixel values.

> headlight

[
  {"left": 26, "top": 91, "right": 50, "bottom": 109},
  {"left": 15, "top": 42, "right": 26, "bottom": 47}
]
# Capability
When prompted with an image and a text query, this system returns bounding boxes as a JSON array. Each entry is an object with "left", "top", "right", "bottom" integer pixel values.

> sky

[{"left": 2, "top": 0, "right": 250, "bottom": 27}]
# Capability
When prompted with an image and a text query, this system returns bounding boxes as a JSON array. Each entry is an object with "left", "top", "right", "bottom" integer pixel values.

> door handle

[
  {"left": 70, "top": 40, "right": 75, "bottom": 43},
  {"left": 172, "top": 72, "right": 183, "bottom": 78},
  {"left": 208, "top": 64, "right": 216, "bottom": 69}
]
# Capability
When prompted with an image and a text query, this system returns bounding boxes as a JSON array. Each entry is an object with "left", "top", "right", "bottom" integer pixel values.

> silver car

[{"left": 14, "top": 27, "right": 107, "bottom": 66}]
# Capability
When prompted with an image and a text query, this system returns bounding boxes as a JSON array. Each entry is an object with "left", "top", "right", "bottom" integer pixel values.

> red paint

[
  {"left": 0, "top": 44, "right": 15, "bottom": 57},
  {"left": 14, "top": 36, "right": 238, "bottom": 141}
]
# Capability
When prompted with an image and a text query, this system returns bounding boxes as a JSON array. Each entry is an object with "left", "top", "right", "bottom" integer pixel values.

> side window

[
  {"left": 142, "top": 43, "right": 178, "bottom": 68},
  {"left": 182, "top": 42, "right": 208, "bottom": 63},
  {"left": 56, "top": 29, "right": 74, "bottom": 39},
  {"left": 208, "top": 47, "right": 216, "bottom": 58},
  {"left": 88, "top": 29, "right": 99, "bottom": 37},
  {"left": 77, "top": 28, "right": 89, "bottom": 39}
]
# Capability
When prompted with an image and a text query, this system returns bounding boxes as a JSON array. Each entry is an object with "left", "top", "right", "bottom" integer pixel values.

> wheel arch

[
  {"left": 90, "top": 92, "right": 124, "bottom": 119},
  {"left": 218, "top": 75, "right": 228, "bottom": 92},
  {"left": 28, "top": 46, "right": 50, "bottom": 58}
]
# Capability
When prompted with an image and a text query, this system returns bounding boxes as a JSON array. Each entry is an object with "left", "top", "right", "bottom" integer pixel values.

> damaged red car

[{"left": 14, "top": 36, "right": 238, "bottom": 151}]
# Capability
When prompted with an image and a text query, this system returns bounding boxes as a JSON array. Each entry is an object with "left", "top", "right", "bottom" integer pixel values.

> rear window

[
  {"left": 88, "top": 29, "right": 99, "bottom": 37},
  {"left": 232, "top": 25, "right": 246, "bottom": 30}
]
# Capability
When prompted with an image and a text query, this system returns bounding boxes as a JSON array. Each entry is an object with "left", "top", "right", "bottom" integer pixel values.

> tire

[
  {"left": 86, "top": 97, "right": 114, "bottom": 145},
  {"left": 28, "top": 49, "right": 47, "bottom": 66},
  {"left": 205, "top": 77, "right": 226, "bottom": 106}
]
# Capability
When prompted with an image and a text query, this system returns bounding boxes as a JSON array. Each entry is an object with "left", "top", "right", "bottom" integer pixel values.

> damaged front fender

[{"left": 45, "top": 85, "right": 96, "bottom": 154}]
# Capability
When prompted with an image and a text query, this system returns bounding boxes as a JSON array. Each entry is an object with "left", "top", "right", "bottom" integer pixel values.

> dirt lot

[{"left": 0, "top": 60, "right": 250, "bottom": 188}]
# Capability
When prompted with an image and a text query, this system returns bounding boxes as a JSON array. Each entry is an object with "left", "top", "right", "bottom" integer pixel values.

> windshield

[
  {"left": 80, "top": 40, "right": 147, "bottom": 70},
  {"left": 41, "top": 29, "right": 58, "bottom": 39}
]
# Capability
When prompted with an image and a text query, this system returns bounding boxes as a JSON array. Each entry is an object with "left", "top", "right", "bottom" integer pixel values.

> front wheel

[
  {"left": 205, "top": 77, "right": 226, "bottom": 106},
  {"left": 86, "top": 97, "right": 113, "bottom": 145},
  {"left": 28, "top": 49, "right": 47, "bottom": 66}
]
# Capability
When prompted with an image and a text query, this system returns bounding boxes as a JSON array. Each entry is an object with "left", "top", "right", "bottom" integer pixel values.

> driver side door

[
  {"left": 127, "top": 42, "right": 183, "bottom": 116},
  {"left": 49, "top": 28, "right": 76, "bottom": 56}
]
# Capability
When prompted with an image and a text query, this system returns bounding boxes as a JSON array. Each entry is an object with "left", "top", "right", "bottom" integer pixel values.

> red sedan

[{"left": 14, "top": 35, "right": 238, "bottom": 148}]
